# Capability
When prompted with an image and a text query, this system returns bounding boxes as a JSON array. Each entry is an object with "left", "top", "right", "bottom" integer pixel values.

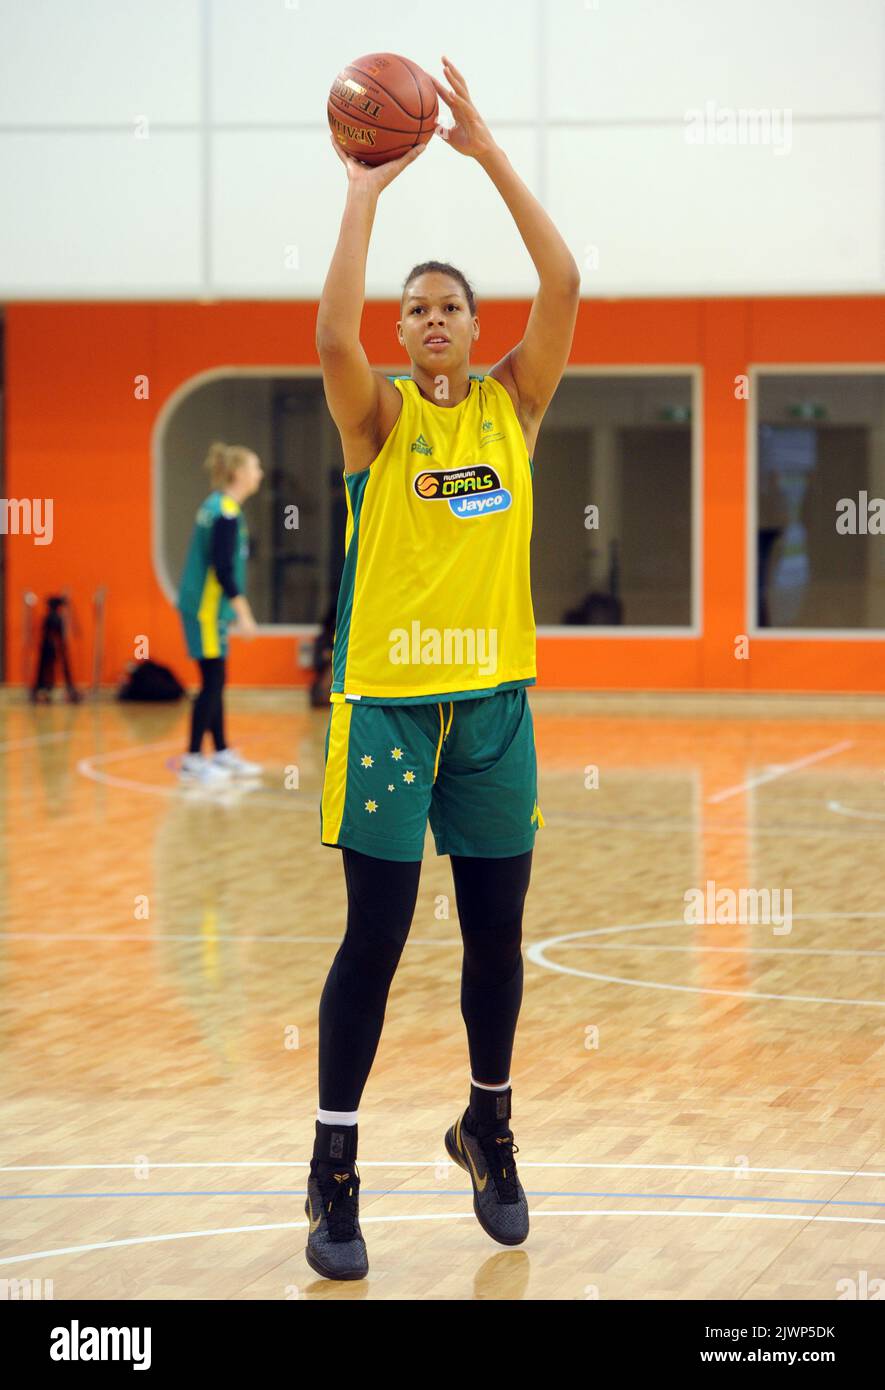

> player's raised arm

[
  {"left": 431, "top": 55, "right": 580, "bottom": 430},
  {"left": 316, "top": 138, "right": 426, "bottom": 466}
]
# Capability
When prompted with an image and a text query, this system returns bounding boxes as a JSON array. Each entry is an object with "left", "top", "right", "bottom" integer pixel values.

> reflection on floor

[{"left": 2, "top": 689, "right": 884, "bottom": 1301}]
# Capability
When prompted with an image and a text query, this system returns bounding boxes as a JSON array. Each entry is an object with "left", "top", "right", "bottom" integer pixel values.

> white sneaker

[
  {"left": 179, "top": 752, "right": 232, "bottom": 785},
  {"left": 212, "top": 748, "right": 262, "bottom": 777}
]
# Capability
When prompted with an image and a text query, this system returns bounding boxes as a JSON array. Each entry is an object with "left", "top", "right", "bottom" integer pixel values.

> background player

[{"left": 176, "top": 441, "right": 265, "bottom": 786}]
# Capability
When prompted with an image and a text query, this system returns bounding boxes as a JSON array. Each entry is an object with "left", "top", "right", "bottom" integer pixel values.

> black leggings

[
  {"left": 189, "top": 657, "right": 227, "bottom": 754},
  {"left": 317, "top": 847, "right": 532, "bottom": 1111}
]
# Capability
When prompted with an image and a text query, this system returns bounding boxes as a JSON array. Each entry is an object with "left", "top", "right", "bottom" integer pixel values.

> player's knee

[
  {"left": 340, "top": 917, "right": 411, "bottom": 983},
  {"left": 461, "top": 923, "right": 523, "bottom": 984}
]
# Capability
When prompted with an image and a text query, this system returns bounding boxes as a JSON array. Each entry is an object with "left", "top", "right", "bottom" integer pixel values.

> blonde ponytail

[{"left": 203, "top": 441, "right": 253, "bottom": 490}]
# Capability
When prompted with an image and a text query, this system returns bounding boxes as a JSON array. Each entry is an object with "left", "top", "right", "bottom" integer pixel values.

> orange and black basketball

[{"left": 328, "top": 52, "right": 438, "bottom": 166}]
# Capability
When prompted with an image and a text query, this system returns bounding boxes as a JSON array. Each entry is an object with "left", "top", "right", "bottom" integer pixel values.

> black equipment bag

[{"left": 117, "top": 659, "right": 186, "bottom": 702}]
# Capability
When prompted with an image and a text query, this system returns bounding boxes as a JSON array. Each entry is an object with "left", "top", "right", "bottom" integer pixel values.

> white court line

[
  {"left": 562, "top": 943, "right": 885, "bottom": 958},
  {"left": 3, "top": 1160, "right": 885, "bottom": 1178},
  {"left": 0, "top": 731, "right": 72, "bottom": 753},
  {"left": 76, "top": 742, "right": 288, "bottom": 806},
  {"left": 71, "top": 739, "right": 885, "bottom": 834},
  {"left": 706, "top": 740, "right": 854, "bottom": 804},
  {"left": 3, "top": 1206, "right": 885, "bottom": 1267},
  {"left": 79, "top": 739, "right": 181, "bottom": 765},
  {"left": 540, "top": 811, "right": 885, "bottom": 840},
  {"left": 7, "top": 914, "right": 885, "bottom": 955},
  {"left": 76, "top": 740, "right": 184, "bottom": 797},
  {"left": 527, "top": 917, "right": 885, "bottom": 1007},
  {"left": 8, "top": 935, "right": 885, "bottom": 961},
  {"left": 0, "top": 933, "right": 459, "bottom": 946},
  {"left": 828, "top": 799, "right": 885, "bottom": 823},
  {"left": 76, "top": 741, "right": 301, "bottom": 808}
]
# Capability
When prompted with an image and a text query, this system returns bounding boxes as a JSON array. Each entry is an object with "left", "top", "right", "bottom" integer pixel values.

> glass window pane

[
  {"left": 159, "top": 370, "right": 696, "bottom": 632},
  {"left": 755, "top": 373, "right": 885, "bottom": 630},
  {"left": 532, "top": 374, "right": 694, "bottom": 627},
  {"left": 160, "top": 374, "right": 344, "bottom": 627}
]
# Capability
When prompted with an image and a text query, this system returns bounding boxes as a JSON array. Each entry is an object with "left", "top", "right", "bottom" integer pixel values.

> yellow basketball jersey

[{"left": 330, "top": 372, "right": 536, "bottom": 704}]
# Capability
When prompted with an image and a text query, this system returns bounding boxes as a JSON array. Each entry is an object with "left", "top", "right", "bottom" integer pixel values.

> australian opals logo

[{"left": 413, "top": 465, "right": 511, "bottom": 518}]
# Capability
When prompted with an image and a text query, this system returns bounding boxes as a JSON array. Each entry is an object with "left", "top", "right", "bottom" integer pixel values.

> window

[
  {"left": 752, "top": 372, "right": 885, "bottom": 631},
  {"left": 156, "top": 368, "right": 698, "bottom": 633},
  {"left": 157, "top": 372, "right": 344, "bottom": 629},
  {"left": 532, "top": 372, "right": 697, "bottom": 629}
]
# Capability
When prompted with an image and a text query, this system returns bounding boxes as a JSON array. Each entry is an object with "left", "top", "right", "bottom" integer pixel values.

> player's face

[
  {"left": 242, "top": 453, "right": 264, "bottom": 496},
  {"left": 398, "top": 275, "right": 477, "bottom": 373}
]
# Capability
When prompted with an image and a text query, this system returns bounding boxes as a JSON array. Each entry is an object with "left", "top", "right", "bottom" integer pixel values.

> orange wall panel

[{"left": 5, "top": 297, "right": 885, "bottom": 692}]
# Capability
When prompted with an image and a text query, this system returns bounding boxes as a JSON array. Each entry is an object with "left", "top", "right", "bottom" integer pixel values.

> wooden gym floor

[{"left": 1, "top": 687, "right": 884, "bottom": 1301}]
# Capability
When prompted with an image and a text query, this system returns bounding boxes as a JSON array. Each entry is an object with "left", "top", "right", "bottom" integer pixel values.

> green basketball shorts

[{"left": 319, "top": 687, "right": 544, "bottom": 861}]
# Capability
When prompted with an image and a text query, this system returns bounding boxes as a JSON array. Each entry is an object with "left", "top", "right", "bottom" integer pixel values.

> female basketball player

[
  {"left": 177, "top": 441, "right": 264, "bottom": 786},
  {"left": 307, "top": 56, "right": 580, "bottom": 1280}
]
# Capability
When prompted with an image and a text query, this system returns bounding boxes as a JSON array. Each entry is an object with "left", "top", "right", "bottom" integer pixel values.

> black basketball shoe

[
  {"left": 444, "top": 1085, "right": 529, "bottom": 1246},
  {"left": 304, "top": 1120, "right": 368, "bottom": 1281}
]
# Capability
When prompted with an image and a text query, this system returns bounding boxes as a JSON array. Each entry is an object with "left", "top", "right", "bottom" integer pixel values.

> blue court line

[{"left": 1, "top": 1190, "right": 884, "bottom": 1207}]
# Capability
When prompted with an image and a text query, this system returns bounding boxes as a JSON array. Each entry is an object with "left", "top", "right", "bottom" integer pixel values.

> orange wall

[{"left": 5, "top": 297, "right": 885, "bottom": 691}]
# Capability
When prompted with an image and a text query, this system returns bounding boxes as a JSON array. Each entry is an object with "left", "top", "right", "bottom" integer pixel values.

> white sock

[
  {"left": 470, "top": 1076, "right": 511, "bottom": 1092},
  {"left": 317, "top": 1108, "right": 359, "bottom": 1125}
]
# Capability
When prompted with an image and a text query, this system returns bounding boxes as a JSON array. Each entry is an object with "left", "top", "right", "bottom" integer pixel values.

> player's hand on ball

[
  {"left": 431, "top": 56, "right": 495, "bottom": 159},
  {"left": 329, "top": 133, "right": 426, "bottom": 193}
]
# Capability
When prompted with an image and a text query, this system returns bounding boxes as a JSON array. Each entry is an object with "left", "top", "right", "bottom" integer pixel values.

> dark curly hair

[{"left": 401, "top": 260, "right": 477, "bottom": 316}]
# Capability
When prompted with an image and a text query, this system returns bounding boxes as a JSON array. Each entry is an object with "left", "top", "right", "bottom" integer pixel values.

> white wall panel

[
  {"left": 211, "top": 126, "right": 541, "bottom": 296},
  {"left": 0, "top": 0, "right": 882, "bottom": 297},
  {"left": 211, "top": 0, "right": 539, "bottom": 124},
  {"left": 366, "top": 128, "right": 541, "bottom": 299},
  {"left": 0, "top": 0, "right": 201, "bottom": 124},
  {"left": 547, "top": 0, "right": 884, "bottom": 119},
  {"left": 550, "top": 121, "right": 883, "bottom": 294},
  {"left": 0, "top": 134, "right": 202, "bottom": 290}
]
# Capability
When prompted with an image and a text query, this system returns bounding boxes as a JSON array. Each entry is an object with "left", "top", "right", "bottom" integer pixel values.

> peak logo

[{"left": 413, "top": 465, "right": 511, "bottom": 518}]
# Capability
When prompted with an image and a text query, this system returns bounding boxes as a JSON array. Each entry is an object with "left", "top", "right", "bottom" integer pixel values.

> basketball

[{"left": 328, "top": 52, "right": 438, "bottom": 166}]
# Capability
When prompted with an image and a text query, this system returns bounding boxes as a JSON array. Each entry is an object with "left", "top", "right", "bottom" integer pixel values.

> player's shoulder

[
  {"left": 484, "top": 362, "right": 520, "bottom": 416},
  {"left": 381, "top": 372, "right": 410, "bottom": 394},
  {"left": 196, "top": 492, "right": 219, "bottom": 525},
  {"left": 196, "top": 491, "right": 240, "bottom": 526},
  {"left": 375, "top": 372, "right": 409, "bottom": 437},
  {"left": 373, "top": 370, "right": 408, "bottom": 418}
]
